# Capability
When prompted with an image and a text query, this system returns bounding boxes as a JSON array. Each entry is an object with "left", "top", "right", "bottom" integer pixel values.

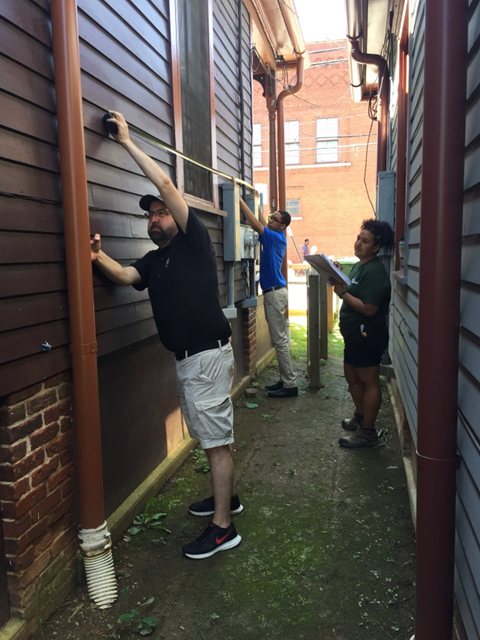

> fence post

[
  {"left": 307, "top": 273, "right": 321, "bottom": 388},
  {"left": 319, "top": 276, "right": 328, "bottom": 360}
]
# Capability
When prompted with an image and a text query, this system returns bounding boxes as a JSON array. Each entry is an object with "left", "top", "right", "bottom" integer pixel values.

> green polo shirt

[{"left": 339, "top": 257, "right": 391, "bottom": 337}]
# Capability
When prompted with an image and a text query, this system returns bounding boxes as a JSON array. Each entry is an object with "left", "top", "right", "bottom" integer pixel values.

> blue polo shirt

[{"left": 259, "top": 227, "right": 287, "bottom": 291}]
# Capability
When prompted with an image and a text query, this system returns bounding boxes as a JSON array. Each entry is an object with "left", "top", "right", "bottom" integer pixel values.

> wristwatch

[{"left": 339, "top": 291, "right": 347, "bottom": 299}]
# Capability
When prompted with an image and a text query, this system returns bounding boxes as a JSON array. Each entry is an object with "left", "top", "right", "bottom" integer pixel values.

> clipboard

[{"left": 305, "top": 254, "right": 351, "bottom": 286}]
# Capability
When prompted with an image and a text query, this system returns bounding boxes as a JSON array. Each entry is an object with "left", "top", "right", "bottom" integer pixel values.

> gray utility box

[{"left": 222, "top": 182, "right": 259, "bottom": 261}]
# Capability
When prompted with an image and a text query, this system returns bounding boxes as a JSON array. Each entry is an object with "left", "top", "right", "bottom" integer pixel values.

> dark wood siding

[
  {"left": 0, "top": 0, "right": 66, "bottom": 399},
  {"left": 78, "top": 0, "right": 176, "bottom": 356}
]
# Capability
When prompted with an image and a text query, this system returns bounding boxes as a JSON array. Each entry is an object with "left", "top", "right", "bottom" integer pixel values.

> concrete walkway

[{"left": 33, "top": 326, "right": 416, "bottom": 640}]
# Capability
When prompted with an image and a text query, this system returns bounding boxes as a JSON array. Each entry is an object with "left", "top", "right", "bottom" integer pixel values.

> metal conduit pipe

[
  {"left": 349, "top": 40, "right": 389, "bottom": 175},
  {"left": 50, "top": 0, "right": 117, "bottom": 609},
  {"left": 413, "top": 0, "right": 467, "bottom": 637},
  {"left": 277, "top": 55, "right": 305, "bottom": 281}
]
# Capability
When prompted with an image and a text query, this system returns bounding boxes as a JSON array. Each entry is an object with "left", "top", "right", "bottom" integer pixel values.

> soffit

[{"left": 244, "top": 0, "right": 308, "bottom": 74}]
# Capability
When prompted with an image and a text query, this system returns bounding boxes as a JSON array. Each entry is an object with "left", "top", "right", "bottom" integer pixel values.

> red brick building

[{"left": 253, "top": 40, "right": 377, "bottom": 262}]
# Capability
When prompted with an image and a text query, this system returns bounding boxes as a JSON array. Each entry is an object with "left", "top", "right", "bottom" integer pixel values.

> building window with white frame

[
  {"left": 253, "top": 123, "right": 262, "bottom": 167},
  {"left": 285, "top": 120, "right": 300, "bottom": 165},
  {"left": 316, "top": 118, "right": 339, "bottom": 163},
  {"left": 287, "top": 198, "right": 301, "bottom": 219}
]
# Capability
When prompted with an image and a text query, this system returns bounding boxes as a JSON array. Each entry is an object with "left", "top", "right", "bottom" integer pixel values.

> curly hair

[{"left": 361, "top": 219, "right": 394, "bottom": 255}]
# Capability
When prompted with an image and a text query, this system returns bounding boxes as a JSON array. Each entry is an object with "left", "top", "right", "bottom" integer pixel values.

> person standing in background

[
  {"left": 301, "top": 239, "right": 310, "bottom": 261},
  {"left": 239, "top": 194, "right": 298, "bottom": 398}
]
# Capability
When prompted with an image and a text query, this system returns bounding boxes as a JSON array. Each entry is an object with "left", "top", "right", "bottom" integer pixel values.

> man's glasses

[
  {"left": 268, "top": 213, "right": 283, "bottom": 224},
  {"left": 144, "top": 209, "right": 170, "bottom": 219}
]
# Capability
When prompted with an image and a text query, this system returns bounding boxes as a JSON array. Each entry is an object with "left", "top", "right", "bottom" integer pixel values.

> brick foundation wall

[
  {"left": 242, "top": 308, "right": 257, "bottom": 376},
  {"left": 0, "top": 372, "right": 78, "bottom": 625}
]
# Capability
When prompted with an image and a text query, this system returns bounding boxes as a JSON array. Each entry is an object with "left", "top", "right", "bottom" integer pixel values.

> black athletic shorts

[{"left": 343, "top": 322, "right": 388, "bottom": 368}]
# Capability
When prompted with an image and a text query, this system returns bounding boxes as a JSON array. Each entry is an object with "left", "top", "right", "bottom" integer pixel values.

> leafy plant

[
  {"left": 127, "top": 498, "right": 169, "bottom": 536},
  {"left": 192, "top": 448, "right": 210, "bottom": 473},
  {"left": 117, "top": 596, "right": 157, "bottom": 636}
]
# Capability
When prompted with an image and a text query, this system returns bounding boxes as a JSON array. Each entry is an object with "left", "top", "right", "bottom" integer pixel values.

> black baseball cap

[{"left": 139, "top": 194, "right": 166, "bottom": 211}]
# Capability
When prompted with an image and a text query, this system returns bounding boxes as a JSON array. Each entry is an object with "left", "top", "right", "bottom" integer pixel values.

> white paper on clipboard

[{"left": 305, "top": 254, "right": 351, "bottom": 286}]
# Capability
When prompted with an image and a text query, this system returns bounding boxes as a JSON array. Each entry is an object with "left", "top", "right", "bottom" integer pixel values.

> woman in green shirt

[{"left": 333, "top": 219, "right": 394, "bottom": 449}]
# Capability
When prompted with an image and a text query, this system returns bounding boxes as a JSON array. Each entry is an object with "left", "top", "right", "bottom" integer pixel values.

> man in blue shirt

[{"left": 239, "top": 196, "right": 298, "bottom": 398}]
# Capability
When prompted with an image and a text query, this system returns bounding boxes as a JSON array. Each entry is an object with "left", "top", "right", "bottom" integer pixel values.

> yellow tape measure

[{"left": 128, "top": 124, "right": 255, "bottom": 192}]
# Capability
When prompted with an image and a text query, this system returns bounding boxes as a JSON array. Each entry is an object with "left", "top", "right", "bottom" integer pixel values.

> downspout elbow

[{"left": 349, "top": 43, "right": 389, "bottom": 174}]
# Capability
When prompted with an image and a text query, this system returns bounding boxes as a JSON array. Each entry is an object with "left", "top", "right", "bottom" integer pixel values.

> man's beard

[{"left": 148, "top": 224, "right": 176, "bottom": 247}]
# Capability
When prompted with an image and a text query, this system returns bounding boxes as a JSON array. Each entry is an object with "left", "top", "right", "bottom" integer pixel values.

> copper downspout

[
  {"left": 414, "top": 0, "right": 468, "bottom": 638},
  {"left": 51, "top": 0, "right": 116, "bottom": 608},
  {"left": 277, "top": 55, "right": 305, "bottom": 280},
  {"left": 51, "top": 0, "right": 105, "bottom": 529},
  {"left": 267, "top": 82, "right": 278, "bottom": 213},
  {"left": 348, "top": 39, "right": 389, "bottom": 176}
]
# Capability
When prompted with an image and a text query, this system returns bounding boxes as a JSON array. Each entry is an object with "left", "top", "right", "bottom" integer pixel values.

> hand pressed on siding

[{"left": 90, "top": 234, "right": 101, "bottom": 262}]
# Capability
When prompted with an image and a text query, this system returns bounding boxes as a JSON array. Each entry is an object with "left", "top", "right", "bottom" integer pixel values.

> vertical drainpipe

[
  {"left": 414, "top": 1, "right": 467, "bottom": 638},
  {"left": 348, "top": 41, "right": 389, "bottom": 176},
  {"left": 50, "top": 0, "right": 117, "bottom": 608},
  {"left": 277, "top": 55, "right": 305, "bottom": 281},
  {"left": 267, "top": 81, "right": 278, "bottom": 214}
]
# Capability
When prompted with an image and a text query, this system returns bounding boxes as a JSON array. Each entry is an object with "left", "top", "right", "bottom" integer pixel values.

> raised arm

[
  {"left": 108, "top": 110, "right": 189, "bottom": 233},
  {"left": 239, "top": 196, "right": 264, "bottom": 236},
  {"left": 90, "top": 233, "right": 141, "bottom": 286}
]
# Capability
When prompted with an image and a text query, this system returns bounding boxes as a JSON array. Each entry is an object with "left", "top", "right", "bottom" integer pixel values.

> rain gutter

[
  {"left": 344, "top": 0, "right": 364, "bottom": 102},
  {"left": 51, "top": 0, "right": 117, "bottom": 608},
  {"left": 413, "top": 0, "right": 467, "bottom": 638}
]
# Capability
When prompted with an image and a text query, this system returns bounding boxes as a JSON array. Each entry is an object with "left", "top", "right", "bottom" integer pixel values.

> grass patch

[{"left": 289, "top": 322, "right": 307, "bottom": 361}]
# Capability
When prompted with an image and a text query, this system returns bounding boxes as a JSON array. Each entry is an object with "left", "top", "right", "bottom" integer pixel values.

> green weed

[
  {"left": 117, "top": 596, "right": 157, "bottom": 636},
  {"left": 191, "top": 448, "right": 210, "bottom": 473},
  {"left": 127, "top": 498, "right": 169, "bottom": 536}
]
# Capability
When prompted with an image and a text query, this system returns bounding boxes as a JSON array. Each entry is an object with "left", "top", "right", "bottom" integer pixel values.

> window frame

[
  {"left": 285, "top": 120, "right": 300, "bottom": 165},
  {"left": 169, "top": 0, "right": 219, "bottom": 208},
  {"left": 316, "top": 117, "right": 339, "bottom": 164}
]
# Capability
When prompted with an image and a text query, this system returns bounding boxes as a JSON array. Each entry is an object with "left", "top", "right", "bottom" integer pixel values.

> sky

[{"left": 293, "top": 0, "right": 347, "bottom": 43}]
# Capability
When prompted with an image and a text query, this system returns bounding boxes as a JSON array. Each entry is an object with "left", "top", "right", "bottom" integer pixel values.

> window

[
  {"left": 316, "top": 118, "right": 339, "bottom": 163},
  {"left": 287, "top": 198, "right": 300, "bottom": 219},
  {"left": 285, "top": 120, "right": 300, "bottom": 165},
  {"left": 178, "top": 0, "right": 212, "bottom": 201},
  {"left": 253, "top": 123, "right": 262, "bottom": 167}
]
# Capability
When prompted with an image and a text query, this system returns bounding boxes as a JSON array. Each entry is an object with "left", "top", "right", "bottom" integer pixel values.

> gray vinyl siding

[
  {"left": 388, "top": 0, "right": 424, "bottom": 441},
  {"left": 455, "top": 1, "right": 480, "bottom": 635},
  {"left": 212, "top": 0, "right": 254, "bottom": 303},
  {"left": 213, "top": 0, "right": 253, "bottom": 184}
]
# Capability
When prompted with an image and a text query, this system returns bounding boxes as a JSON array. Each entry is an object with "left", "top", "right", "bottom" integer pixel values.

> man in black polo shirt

[{"left": 90, "top": 111, "right": 242, "bottom": 560}]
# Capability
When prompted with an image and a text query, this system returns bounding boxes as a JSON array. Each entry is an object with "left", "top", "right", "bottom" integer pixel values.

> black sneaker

[
  {"left": 183, "top": 522, "right": 241, "bottom": 559},
  {"left": 265, "top": 380, "right": 283, "bottom": 391},
  {"left": 339, "top": 427, "right": 379, "bottom": 448},
  {"left": 267, "top": 386, "right": 298, "bottom": 398},
  {"left": 188, "top": 493, "right": 243, "bottom": 517},
  {"left": 341, "top": 412, "right": 363, "bottom": 431}
]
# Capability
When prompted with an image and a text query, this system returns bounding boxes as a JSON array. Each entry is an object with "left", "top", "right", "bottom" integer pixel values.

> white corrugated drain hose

[{"left": 78, "top": 521, "right": 118, "bottom": 609}]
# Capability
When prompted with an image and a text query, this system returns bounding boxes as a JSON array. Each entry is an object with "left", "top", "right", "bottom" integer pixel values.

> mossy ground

[{"left": 33, "top": 323, "right": 416, "bottom": 640}]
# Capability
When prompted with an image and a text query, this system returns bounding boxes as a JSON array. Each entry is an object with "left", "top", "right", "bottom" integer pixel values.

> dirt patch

[{"left": 33, "top": 327, "right": 416, "bottom": 640}]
